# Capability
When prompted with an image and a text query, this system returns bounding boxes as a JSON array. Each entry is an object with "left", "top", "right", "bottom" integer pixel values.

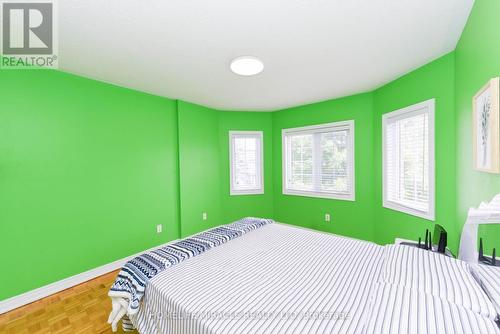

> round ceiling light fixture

[{"left": 230, "top": 56, "right": 264, "bottom": 76}]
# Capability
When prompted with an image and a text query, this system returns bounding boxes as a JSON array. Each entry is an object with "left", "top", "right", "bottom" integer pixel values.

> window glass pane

[
  {"left": 320, "top": 130, "right": 348, "bottom": 193},
  {"left": 399, "top": 113, "right": 428, "bottom": 211},
  {"left": 234, "top": 137, "right": 257, "bottom": 189},
  {"left": 384, "top": 105, "right": 432, "bottom": 216},
  {"left": 289, "top": 134, "right": 313, "bottom": 190}
]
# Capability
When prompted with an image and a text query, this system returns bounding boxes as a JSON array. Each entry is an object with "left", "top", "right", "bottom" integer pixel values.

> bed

[{"left": 108, "top": 218, "right": 500, "bottom": 334}]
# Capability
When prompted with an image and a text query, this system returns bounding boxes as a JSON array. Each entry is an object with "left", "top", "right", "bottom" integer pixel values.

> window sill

[
  {"left": 383, "top": 200, "right": 435, "bottom": 221},
  {"left": 230, "top": 189, "right": 264, "bottom": 196},
  {"left": 283, "top": 189, "right": 355, "bottom": 201}
]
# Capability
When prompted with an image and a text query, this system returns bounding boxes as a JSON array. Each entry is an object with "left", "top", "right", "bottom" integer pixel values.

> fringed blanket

[{"left": 107, "top": 217, "right": 274, "bottom": 332}]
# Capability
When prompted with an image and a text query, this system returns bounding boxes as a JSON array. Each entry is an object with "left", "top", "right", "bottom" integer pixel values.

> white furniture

[{"left": 459, "top": 194, "right": 500, "bottom": 264}]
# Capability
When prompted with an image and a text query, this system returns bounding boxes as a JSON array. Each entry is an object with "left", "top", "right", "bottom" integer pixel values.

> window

[
  {"left": 229, "top": 131, "right": 264, "bottom": 195},
  {"left": 383, "top": 99, "right": 435, "bottom": 220},
  {"left": 282, "top": 121, "right": 355, "bottom": 200}
]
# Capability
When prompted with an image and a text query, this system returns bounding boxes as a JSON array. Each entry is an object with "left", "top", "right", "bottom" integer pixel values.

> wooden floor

[{"left": 0, "top": 271, "right": 137, "bottom": 334}]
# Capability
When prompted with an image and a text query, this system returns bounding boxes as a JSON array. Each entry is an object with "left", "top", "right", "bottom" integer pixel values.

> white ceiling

[{"left": 59, "top": 0, "right": 473, "bottom": 111}]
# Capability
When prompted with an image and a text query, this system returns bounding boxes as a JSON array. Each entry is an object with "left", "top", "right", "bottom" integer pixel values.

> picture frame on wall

[{"left": 473, "top": 77, "right": 500, "bottom": 173}]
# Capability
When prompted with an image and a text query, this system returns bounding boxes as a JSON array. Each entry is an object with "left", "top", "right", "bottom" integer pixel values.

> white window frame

[
  {"left": 282, "top": 120, "right": 355, "bottom": 201},
  {"left": 382, "top": 99, "right": 435, "bottom": 221},
  {"left": 229, "top": 131, "right": 264, "bottom": 196}
]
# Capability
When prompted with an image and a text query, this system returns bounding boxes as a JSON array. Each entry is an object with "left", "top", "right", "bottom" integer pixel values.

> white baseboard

[{"left": 0, "top": 239, "right": 178, "bottom": 315}]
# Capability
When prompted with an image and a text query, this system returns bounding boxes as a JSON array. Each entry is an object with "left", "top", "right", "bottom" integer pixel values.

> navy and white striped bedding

[
  {"left": 110, "top": 222, "right": 500, "bottom": 334},
  {"left": 108, "top": 217, "right": 273, "bottom": 331},
  {"left": 130, "top": 223, "right": 386, "bottom": 334},
  {"left": 471, "top": 264, "right": 500, "bottom": 318}
]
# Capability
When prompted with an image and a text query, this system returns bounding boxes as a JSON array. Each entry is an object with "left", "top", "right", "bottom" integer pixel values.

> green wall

[
  {"left": 455, "top": 0, "right": 500, "bottom": 249},
  {"left": 3, "top": 0, "right": 500, "bottom": 301},
  {"left": 373, "top": 53, "right": 458, "bottom": 251},
  {"left": 177, "top": 101, "right": 274, "bottom": 238},
  {"left": 272, "top": 93, "right": 375, "bottom": 242},
  {"left": 0, "top": 70, "right": 180, "bottom": 300},
  {"left": 269, "top": 53, "right": 461, "bottom": 251},
  {"left": 0, "top": 74, "right": 273, "bottom": 300},
  {"left": 178, "top": 102, "right": 222, "bottom": 237},
  {"left": 218, "top": 111, "right": 274, "bottom": 222}
]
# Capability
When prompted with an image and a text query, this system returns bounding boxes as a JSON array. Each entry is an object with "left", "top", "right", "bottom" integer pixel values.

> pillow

[
  {"left": 364, "top": 282, "right": 500, "bottom": 334},
  {"left": 472, "top": 264, "right": 500, "bottom": 317},
  {"left": 381, "top": 245, "right": 497, "bottom": 320}
]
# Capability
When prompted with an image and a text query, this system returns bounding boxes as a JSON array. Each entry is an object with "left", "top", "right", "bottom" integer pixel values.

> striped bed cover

[
  {"left": 119, "top": 223, "right": 500, "bottom": 333},
  {"left": 130, "top": 223, "right": 386, "bottom": 334}
]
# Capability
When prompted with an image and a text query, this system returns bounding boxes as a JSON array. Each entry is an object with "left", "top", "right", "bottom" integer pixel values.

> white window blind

[
  {"left": 282, "top": 121, "right": 355, "bottom": 200},
  {"left": 229, "top": 131, "right": 263, "bottom": 195},
  {"left": 383, "top": 99, "right": 435, "bottom": 220}
]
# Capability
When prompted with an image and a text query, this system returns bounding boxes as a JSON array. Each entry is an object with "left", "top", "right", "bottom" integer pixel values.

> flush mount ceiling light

[{"left": 230, "top": 56, "right": 264, "bottom": 76}]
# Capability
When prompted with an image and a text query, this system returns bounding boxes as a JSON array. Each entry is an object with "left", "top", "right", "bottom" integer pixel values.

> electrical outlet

[
  {"left": 325, "top": 213, "right": 331, "bottom": 222},
  {"left": 156, "top": 224, "right": 163, "bottom": 233},
  {"left": 202, "top": 212, "right": 207, "bottom": 221}
]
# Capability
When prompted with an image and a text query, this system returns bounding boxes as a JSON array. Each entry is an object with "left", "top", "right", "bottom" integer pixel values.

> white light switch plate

[
  {"left": 325, "top": 213, "right": 331, "bottom": 222},
  {"left": 202, "top": 212, "right": 207, "bottom": 220},
  {"left": 156, "top": 224, "right": 162, "bottom": 233}
]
